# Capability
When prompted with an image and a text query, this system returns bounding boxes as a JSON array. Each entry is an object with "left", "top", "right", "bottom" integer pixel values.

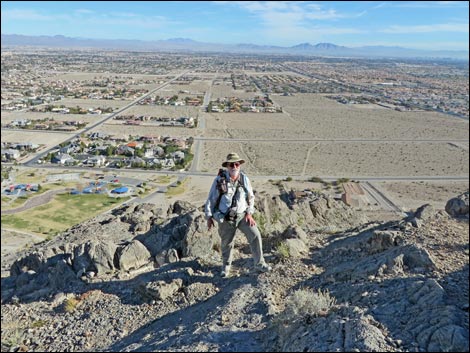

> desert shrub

[
  {"left": 278, "top": 288, "right": 337, "bottom": 324},
  {"left": 271, "top": 211, "right": 281, "bottom": 224},
  {"left": 252, "top": 212, "right": 267, "bottom": 235},
  {"left": 309, "top": 176, "right": 325, "bottom": 183},
  {"left": 274, "top": 241, "right": 290, "bottom": 260},
  {"left": 337, "top": 178, "right": 350, "bottom": 184},
  {"left": 31, "top": 320, "right": 47, "bottom": 328},
  {"left": 63, "top": 298, "right": 80, "bottom": 313}
]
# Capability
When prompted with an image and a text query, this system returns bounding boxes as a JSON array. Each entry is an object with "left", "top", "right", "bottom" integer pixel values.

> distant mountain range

[{"left": 2, "top": 34, "right": 468, "bottom": 60}]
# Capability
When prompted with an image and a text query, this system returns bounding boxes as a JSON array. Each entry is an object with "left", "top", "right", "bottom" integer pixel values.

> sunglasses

[{"left": 228, "top": 162, "right": 241, "bottom": 168}]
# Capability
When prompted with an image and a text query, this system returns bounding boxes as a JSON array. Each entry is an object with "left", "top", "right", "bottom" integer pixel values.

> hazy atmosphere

[{"left": 2, "top": 1, "right": 469, "bottom": 50}]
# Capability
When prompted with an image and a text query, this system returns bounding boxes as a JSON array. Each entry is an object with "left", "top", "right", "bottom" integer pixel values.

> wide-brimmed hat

[{"left": 222, "top": 152, "right": 245, "bottom": 167}]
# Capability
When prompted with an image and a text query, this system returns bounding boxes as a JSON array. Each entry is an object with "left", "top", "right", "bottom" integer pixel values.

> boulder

[
  {"left": 159, "top": 207, "right": 219, "bottom": 259},
  {"left": 445, "top": 192, "right": 469, "bottom": 218},
  {"left": 117, "top": 240, "right": 152, "bottom": 272},
  {"left": 167, "top": 200, "right": 197, "bottom": 215}
]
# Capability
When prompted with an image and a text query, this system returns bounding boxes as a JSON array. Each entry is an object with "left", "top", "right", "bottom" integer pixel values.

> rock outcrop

[{"left": 1, "top": 193, "right": 468, "bottom": 352}]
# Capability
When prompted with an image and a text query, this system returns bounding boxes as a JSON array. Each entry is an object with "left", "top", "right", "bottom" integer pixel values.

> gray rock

[
  {"left": 167, "top": 200, "right": 197, "bottom": 215},
  {"left": 183, "top": 282, "right": 217, "bottom": 304},
  {"left": 139, "top": 278, "right": 183, "bottom": 301},
  {"left": 118, "top": 240, "right": 152, "bottom": 272},
  {"left": 445, "top": 191, "right": 469, "bottom": 218},
  {"left": 283, "top": 238, "right": 309, "bottom": 258},
  {"left": 427, "top": 324, "right": 469, "bottom": 352}
]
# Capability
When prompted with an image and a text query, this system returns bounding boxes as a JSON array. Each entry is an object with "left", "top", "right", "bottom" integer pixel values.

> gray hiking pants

[{"left": 218, "top": 213, "right": 265, "bottom": 268}]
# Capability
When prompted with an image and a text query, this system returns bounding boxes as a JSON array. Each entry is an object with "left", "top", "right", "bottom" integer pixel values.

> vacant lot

[
  {"left": 273, "top": 94, "right": 469, "bottom": 140},
  {"left": 200, "top": 94, "right": 468, "bottom": 140},
  {"left": 200, "top": 140, "right": 469, "bottom": 177},
  {"left": 1, "top": 129, "right": 72, "bottom": 146},
  {"left": 122, "top": 104, "right": 200, "bottom": 118},
  {"left": 59, "top": 98, "right": 129, "bottom": 110},
  {"left": 93, "top": 124, "right": 196, "bottom": 139},
  {"left": 378, "top": 180, "right": 469, "bottom": 211}
]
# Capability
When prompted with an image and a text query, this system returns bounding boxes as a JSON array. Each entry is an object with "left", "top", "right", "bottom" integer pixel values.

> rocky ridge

[{"left": 1, "top": 191, "right": 468, "bottom": 352}]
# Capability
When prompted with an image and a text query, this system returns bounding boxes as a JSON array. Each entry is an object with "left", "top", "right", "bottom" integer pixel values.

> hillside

[{"left": 1, "top": 191, "right": 468, "bottom": 352}]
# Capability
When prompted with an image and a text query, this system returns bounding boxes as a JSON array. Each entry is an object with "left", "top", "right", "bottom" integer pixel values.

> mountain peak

[
  {"left": 314, "top": 42, "right": 342, "bottom": 50},
  {"left": 291, "top": 42, "right": 314, "bottom": 49},
  {"left": 290, "top": 42, "right": 344, "bottom": 50}
]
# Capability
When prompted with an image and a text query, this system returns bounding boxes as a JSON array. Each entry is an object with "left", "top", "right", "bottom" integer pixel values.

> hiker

[{"left": 205, "top": 152, "right": 271, "bottom": 277}]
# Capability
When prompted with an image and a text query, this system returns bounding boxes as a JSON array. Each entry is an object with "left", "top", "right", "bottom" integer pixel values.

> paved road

[
  {"left": 189, "top": 73, "right": 215, "bottom": 173},
  {"left": 361, "top": 182, "right": 404, "bottom": 214},
  {"left": 4, "top": 162, "right": 468, "bottom": 182},
  {"left": 193, "top": 137, "right": 469, "bottom": 143},
  {"left": 1, "top": 189, "right": 65, "bottom": 215}
]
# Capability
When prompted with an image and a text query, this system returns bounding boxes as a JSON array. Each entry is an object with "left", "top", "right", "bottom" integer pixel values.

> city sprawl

[{"left": 1, "top": 48, "right": 468, "bottom": 236}]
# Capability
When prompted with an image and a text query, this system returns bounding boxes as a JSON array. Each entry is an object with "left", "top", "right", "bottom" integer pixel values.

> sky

[{"left": 1, "top": 1, "right": 469, "bottom": 51}]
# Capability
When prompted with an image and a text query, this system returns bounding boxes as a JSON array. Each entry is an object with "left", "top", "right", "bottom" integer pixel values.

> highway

[
  {"left": 4, "top": 162, "right": 468, "bottom": 182},
  {"left": 192, "top": 137, "right": 469, "bottom": 143},
  {"left": 190, "top": 73, "right": 216, "bottom": 173}
]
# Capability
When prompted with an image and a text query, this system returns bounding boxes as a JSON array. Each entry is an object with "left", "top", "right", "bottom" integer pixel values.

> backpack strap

[
  {"left": 215, "top": 169, "right": 228, "bottom": 211},
  {"left": 215, "top": 170, "right": 250, "bottom": 212}
]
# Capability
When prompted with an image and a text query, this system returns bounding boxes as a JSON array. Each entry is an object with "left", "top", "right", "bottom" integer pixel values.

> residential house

[
  {"left": 116, "top": 145, "right": 135, "bottom": 156},
  {"left": 11, "top": 119, "right": 31, "bottom": 127},
  {"left": 161, "top": 158, "right": 175, "bottom": 168},
  {"left": 87, "top": 155, "right": 107, "bottom": 167},
  {"left": 52, "top": 153, "right": 75, "bottom": 165},
  {"left": 171, "top": 151, "right": 185, "bottom": 162},
  {"left": 1, "top": 148, "right": 21, "bottom": 160}
]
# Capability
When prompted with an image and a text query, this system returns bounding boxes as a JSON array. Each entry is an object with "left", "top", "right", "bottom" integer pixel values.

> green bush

[
  {"left": 252, "top": 212, "right": 267, "bottom": 235},
  {"left": 309, "top": 176, "right": 325, "bottom": 183},
  {"left": 337, "top": 178, "right": 350, "bottom": 184},
  {"left": 274, "top": 241, "right": 290, "bottom": 260}
]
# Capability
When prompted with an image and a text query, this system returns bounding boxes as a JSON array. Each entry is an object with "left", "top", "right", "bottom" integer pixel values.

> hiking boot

[
  {"left": 254, "top": 263, "right": 272, "bottom": 273},
  {"left": 221, "top": 265, "right": 231, "bottom": 278}
]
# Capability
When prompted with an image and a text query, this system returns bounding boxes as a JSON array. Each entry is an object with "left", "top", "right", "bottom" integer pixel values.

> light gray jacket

[{"left": 204, "top": 170, "right": 255, "bottom": 220}]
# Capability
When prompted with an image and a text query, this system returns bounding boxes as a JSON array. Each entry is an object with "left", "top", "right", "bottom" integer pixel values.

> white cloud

[
  {"left": 391, "top": 1, "right": 468, "bottom": 8},
  {"left": 216, "top": 1, "right": 365, "bottom": 44},
  {"left": 2, "top": 8, "right": 177, "bottom": 30},
  {"left": 221, "top": 1, "right": 363, "bottom": 22},
  {"left": 382, "top": 23, "right": 469, "bottom": 34},
  {"left": 2, "top": 9, "right": 68, "bottom": 21}
]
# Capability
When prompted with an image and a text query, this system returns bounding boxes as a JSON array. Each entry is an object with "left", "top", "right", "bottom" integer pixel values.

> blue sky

[{"left": 2, "top": 1, "right": 469, "bottom": 50}]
